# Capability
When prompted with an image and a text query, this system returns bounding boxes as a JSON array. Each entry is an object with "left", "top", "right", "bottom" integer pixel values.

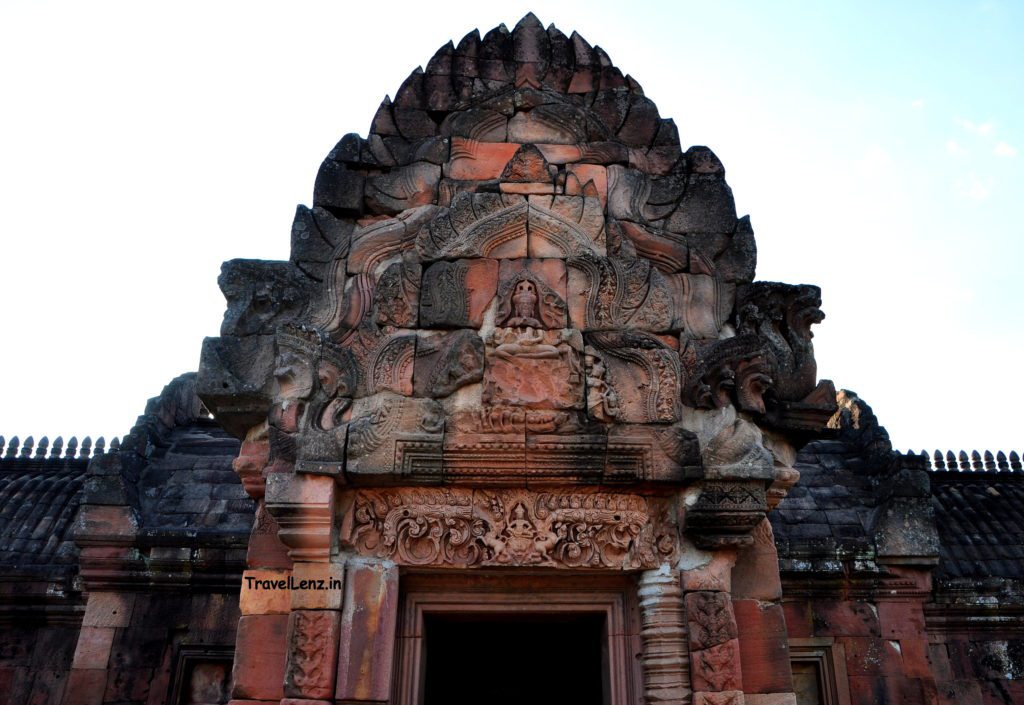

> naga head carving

[{"left": 218, "top": 259, "right": 315, "bottom": 337}]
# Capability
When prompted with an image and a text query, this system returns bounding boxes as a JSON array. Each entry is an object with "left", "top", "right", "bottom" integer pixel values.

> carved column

[{"left": 639, "top": 567, "right": 691, "bottom": 705}]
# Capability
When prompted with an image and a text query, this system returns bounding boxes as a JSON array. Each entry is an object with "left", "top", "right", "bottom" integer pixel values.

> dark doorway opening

[{"left": 422, "top": 612, "right": 606, "bottom": 705}]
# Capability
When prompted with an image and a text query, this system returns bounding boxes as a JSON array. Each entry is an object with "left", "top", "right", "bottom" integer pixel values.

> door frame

[{"left": 393, "top": 572, "right": 643, "bottom": 705}]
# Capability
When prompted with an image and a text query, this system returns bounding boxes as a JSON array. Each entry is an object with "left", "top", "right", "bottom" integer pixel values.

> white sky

[{"left": 1, "top": 1, "right": 1021, "bottom": 454}]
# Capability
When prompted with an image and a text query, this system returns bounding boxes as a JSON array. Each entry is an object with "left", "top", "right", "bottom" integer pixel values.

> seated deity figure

[
  {"left": 494, "top": 278, "right": 562, "bottom": 360},
  {"left": 493, "top": 326, "right": 561, "bottom": 360}
]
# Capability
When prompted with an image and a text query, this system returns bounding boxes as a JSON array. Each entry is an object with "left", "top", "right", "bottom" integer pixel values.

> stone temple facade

[{"left": 1, "top": 14, "right": 1022, "bottom": 705}]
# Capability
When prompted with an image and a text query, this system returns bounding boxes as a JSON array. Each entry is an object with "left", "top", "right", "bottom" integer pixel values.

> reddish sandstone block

[
  {"left": 566, "top": 163, "right": 608, "bottom": 206},
  {"left": 933, "top": 679, "right": 984, "bottom": 705},
  {"left": 744, "top": 695, "right": 797, "bottom": 705},
  {"left": 189, "top": 592, "right": 242, "bottom": 632},
  {"left": 693, "top": 693, "right": 746, "bottom": 705},
  {"left": 63, "top": 669, "right": 107, "bottom": 705},
  {"left": 508, "top": 110, "right": 582, "bottom": 144},
  {"left": 680, "top": 551, "right": 735, "bottom": 593},
  {"left": 926, "top": 643, "right": 954, "bottom": 682},
  {"left": 898, "top": 639, "right": 933, "bottom": 680},
  {"left": 500, "top": 144, "right": 553, "bottom": 182},
  {"left": 71, "top": 627, "right": 114, "bottom": 670},
  {"left": 247, "top": 503, "right": 293, "bottom": 570},
  {"left": 534, "top": 144, "right": 585, "bottom": 164},
  {"left": 291, "top": 562, "right": 345, "bottom": 611},
  {"left": 685, "top": 592, "right": 738, "bottom": 650},
  {"left": 335, "top": 562, "right": 399, "bottom": 702},
  {"left": 810, "top": 600, "right": 880, "bottom": 637},
  {"left": 690, "top": 638, "right": 742, "bottom": 692},
  {"left": 982, "top": 680, "right": 1024, "bottom": 705},
  {"left": 847, "top": 675, "right": 885, "bottom": 705},
  {"left": 446, "top": 139, "right": 520, "bottom": 180},
  {"left": 497, "top": 258, "right": 568, "bottom": 325},
  {"left": 499, "top": 182, "right": 556, "bottom": 195},
  {"left": 848, "top": 675, "right": 925, "bottom": 705},
  {"left": 837, "top": 636, "right": 904, "bottom": 676},
  {"left": 240, "top": 569, "right": 292, "bottom": 615},
  {"left": 942, "top": 639, "right": 976, "bottom": 679},
  {"left": 877, "top": 600, "right": 926, "bottom": 639},
  {"left": 731, "top": 519, "right": 782, "bottom": 601},
  {"left": 732, "top": 600, "right": 792, "bottom": 694},
  {"left": 231, "top": 615, "right": 288, "bottom": 701},
  {"left": 25, "top": 670, "right": 69, "bottom": 705},
  {"left": 82, "top": 592, "right": 134, "bottom": 628},
  {"left": 781, "top": 601, "right": 812, "bottom": 638},
  {"left": 419, "top": 258, "right": 499, "bottom": 329},
  {"left": 103, "top": 666, "right": 155, "bottom": 703},
  {"left": 284, "top": 611, "right": 341, "bottom": 700}
]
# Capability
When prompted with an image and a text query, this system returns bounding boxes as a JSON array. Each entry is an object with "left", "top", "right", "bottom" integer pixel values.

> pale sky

[{"left": 1, "top": 1, "right": 1021, "bottom": 454}]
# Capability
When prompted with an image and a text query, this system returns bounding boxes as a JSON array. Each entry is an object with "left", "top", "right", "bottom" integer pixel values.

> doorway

[
  {"left": 394, "top": 574, "right": 642, "bottom": 705},
  {"left": 422, "top": 613, "right": 605, "bottom": 705}
]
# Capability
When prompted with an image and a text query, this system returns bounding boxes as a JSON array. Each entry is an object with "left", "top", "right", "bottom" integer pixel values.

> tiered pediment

[{"left": 198, "top": 13, "right": 836, "bottom": 555}]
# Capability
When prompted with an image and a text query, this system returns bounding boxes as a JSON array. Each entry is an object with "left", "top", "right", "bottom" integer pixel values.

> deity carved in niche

[
  {"left": 484, "top": 273, "right": 582, "bottom": 409},
  {"left": 493, "top": 270, "right": 567, "bottom": 330}
]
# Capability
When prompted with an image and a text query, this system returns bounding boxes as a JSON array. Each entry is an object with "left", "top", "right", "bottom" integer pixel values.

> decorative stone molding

[
  {"left": 265, "top": 473, "right": 336, "bottom": 562},
  {"left": 686, "top": 481, "right": 768, "bottom": 549}
]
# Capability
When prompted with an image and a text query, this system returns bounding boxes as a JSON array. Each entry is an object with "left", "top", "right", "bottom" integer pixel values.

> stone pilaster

[{"left": 639, "top": 566, "right": 691, "bottom": 705}]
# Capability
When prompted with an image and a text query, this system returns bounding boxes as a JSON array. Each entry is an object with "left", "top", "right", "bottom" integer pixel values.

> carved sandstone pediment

[{"left": 199, "top": 14, "right": 836, "bottom": 552}]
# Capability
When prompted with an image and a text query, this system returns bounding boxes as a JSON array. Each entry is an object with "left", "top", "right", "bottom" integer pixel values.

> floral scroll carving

[{"left": 342, "top": 488, "right": 679, "bottom": 569}]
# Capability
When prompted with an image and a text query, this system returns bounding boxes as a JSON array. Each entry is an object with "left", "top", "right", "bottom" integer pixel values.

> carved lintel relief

[
  {"left": 638, "top": 568, "right": 690, "bottom": 705},
  {"left": 340, "top": 488, "right": 679, "bottom": 569},
  {"left": 494, "top": 258, "right": 569, "bottom": 329}
]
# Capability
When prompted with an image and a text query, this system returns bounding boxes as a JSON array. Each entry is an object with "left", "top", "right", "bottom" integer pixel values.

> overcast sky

[{"left": 1, "top": 1, "right": 1021, "bottom": 454}]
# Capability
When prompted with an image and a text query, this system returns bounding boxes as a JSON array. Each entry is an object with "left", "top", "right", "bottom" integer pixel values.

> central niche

[{"left": 422, "top": 613, "right": 606, "bottom": 705}]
